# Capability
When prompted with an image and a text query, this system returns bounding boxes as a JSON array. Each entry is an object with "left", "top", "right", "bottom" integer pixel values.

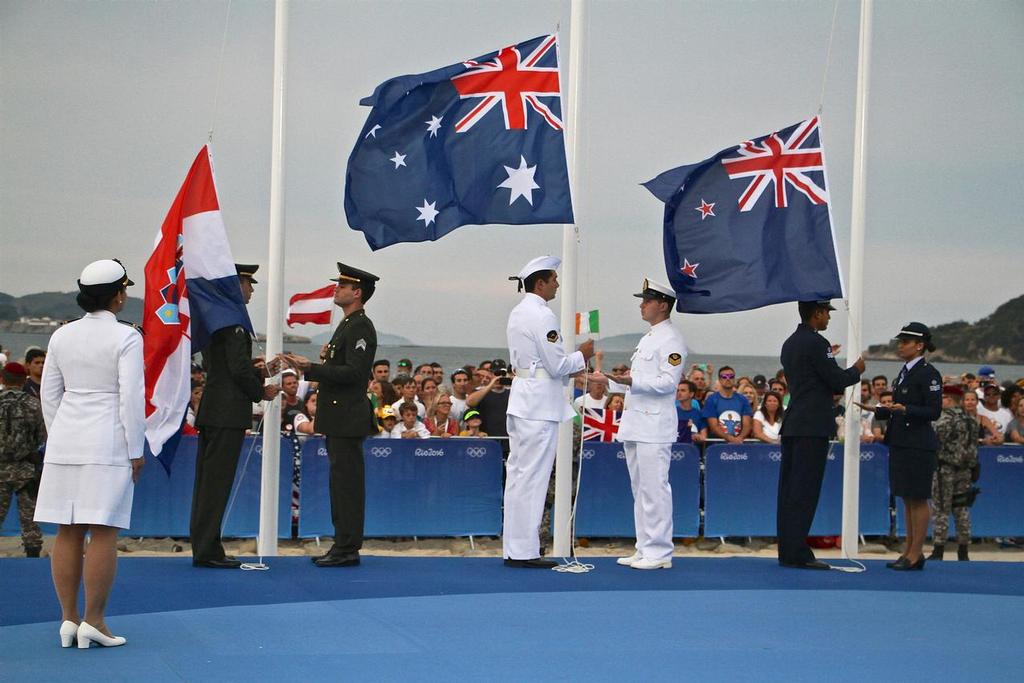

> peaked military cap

[
  {"left": 330, "top": 262, "right": 380, "bottom": 285},
  {"left": 633, "top": 277, "right": 676, "bottom": 302},
  {"left": 235, "top": 264, "right": 259, "bottom": 284},
  {"left": 893, "top": 321, "right": 931, "bottom": 341},
  {"left": 799, "top": 299, "right": 836, "bottom": 311}
]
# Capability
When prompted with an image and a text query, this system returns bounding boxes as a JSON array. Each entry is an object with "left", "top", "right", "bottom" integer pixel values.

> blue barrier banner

[
  {"left": 299, "top": 438, "right": 504, "bottom": 538},
  {"left": 3, "top": 435, "right": 293, "bottom": 538},
  {"left": 571, "top": 442, "right": 700, "bottom": 538},
  {"left": 704, "top": 442, "right": 890, "bottom": 537}
]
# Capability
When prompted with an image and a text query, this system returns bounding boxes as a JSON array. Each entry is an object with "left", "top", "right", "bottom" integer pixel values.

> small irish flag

[{"left": 575, "top": 309, "right": 600, "bottom": 335}]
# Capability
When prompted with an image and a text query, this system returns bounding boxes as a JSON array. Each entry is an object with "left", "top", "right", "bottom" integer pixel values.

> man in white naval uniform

[
  {"left": 504, "top": 256, "right": 594, "bottom": 568},
  {"left": 590, "top": 278, "right": 685, "bottom": 569}
]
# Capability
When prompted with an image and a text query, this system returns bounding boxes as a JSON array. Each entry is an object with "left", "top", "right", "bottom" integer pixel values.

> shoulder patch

[
  {"left": 355, "top": 338, "right": 367, "bottom": 351},
  {"left": 668, "top": 353, "right": 682, "bottom": 366},
  {"left": 546, "top": 330, "right": 559, "bottom": 343}
]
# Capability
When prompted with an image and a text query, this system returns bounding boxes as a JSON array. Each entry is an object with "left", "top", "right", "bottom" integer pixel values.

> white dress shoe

[
  {"left": 616, "top": 551, "right": 643, "bottom": 566},
  {"left": 631, "top": 557, "right": 672, "bottom": 570},
  {"left": 59, "top": 620, "right": 79, "bottom": 648},
  {"left": 77, "top": 621, "right": 126, "bottom": 649}
]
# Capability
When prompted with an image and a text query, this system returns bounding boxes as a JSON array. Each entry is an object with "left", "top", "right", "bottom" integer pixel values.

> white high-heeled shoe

[
  {"left": 77, "top": 621, "right": 127, "bottom": 649},
  {"left": 59, "top": 620, "right": 79, "bottom": 648}
]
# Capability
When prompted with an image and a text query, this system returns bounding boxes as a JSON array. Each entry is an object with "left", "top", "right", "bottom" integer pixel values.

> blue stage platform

[{"left": 1, "top": 557, "right": 1020, "bottom": 681}]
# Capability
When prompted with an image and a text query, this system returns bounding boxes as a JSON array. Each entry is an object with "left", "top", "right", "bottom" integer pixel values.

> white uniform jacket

[
  {"left": 506, "top": 293, "right": 584, "bottom": 422},
  {"left": 616, "top": 319, "right": 686, "bottom": 444},
  {"left": 40, "top": 311, "right": 146, "bottom": 466}
]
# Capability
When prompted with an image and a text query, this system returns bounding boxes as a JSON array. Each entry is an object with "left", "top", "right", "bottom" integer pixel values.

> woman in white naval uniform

[
  {"left": 35, "top": 259, "right": 145, "bottom": 649},
  {"left": 503, "top": 256, "right": 594, "bottom": 568},
  {"left": 590, "top": 279, "right": 685, "bottom": 569}
]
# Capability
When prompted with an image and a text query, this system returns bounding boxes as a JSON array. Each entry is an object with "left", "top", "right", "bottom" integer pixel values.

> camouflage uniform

[
  {"left": 0, "top": 388, "right": 46, "bottom": 553},
  {"left": 932, "top": 406, "right": 978, "bottom": 545}
]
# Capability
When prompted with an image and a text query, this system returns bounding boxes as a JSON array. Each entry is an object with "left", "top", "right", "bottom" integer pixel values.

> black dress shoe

[
  {"left": 780, "top": 559, "right": 831, "bottom": 570},
  {"left": 192, "top": 557, "right": 242, "bottom": 569},
  {"left": 885, "top": 556, "right": 906, "bottom": 568},
  {"left": 313, "top": 551, "right": 360, "bottom": 567},
  {"left": 504, "top": 557, "right": 558, "bottom": 569},
  {"left": 890, "top": 556, "right": 925, "bottom": 571}
]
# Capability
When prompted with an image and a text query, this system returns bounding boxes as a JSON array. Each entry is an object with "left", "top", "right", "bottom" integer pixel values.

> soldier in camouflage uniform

[
  {"left": 0, "top": 362, "right": 46, "bottom": 556},
  {"left": 929, "top": 385, "right": 979, "bottom": 561}
]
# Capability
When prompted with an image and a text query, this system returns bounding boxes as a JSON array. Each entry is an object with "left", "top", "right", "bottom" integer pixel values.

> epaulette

[
  {"left": 59, "top": 317, "right": 81, "bottom": 327},
  {"left": 119, "top": 319, "right": 144, "bottom": 336}
]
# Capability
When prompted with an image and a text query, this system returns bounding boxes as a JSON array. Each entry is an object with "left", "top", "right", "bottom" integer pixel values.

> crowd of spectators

[{"left": 4, "top": 339, "right": 1024, "bottom": 447}]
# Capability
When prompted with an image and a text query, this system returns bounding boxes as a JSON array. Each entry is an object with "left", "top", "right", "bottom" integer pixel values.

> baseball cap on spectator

[
  {"left": 753, "top": 374, "right": 767, "bottom": 388},
  {"left": 977, "top": 366, "right": 996, "bottom": 379},
  {"left": 281, "top": 368, "right": 298, "bottom": 377},
  {"left": 380, "top": 405, "right": 397, "bottom": 419},
  {"left": 463, "top": 409, "right": 482, "bottom": 423},
  {"left": 397, "top": 358, "right": 413, "bottom": 370},
  {"left": 491, "top": 359, "right": 508, "bottom": 373}
]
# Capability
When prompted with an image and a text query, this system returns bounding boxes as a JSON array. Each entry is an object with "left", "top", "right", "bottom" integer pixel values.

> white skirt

[{"left": 34, "top": 463, "right": 134, "bottom": 529}]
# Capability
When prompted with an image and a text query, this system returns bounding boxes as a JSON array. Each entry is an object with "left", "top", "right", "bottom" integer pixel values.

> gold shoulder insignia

[
  {"left": 546, "top": 330, "right": 559, "bottom": 343},
  {"left": 668, "top": 353, "right": 682, "bottom": 366}
]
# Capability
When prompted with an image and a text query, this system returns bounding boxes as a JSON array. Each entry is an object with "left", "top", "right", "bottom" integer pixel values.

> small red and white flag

[{"left": 286, "top": 284, "right": 336, "bottom": 327}]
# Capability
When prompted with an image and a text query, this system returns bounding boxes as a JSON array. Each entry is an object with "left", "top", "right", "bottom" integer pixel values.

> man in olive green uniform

[
  {"left": 282, "top": 263, "right": 379, "bottom": 567},
  {"left": 191, "top": 264, "right": 280, "bottom": 568},
  {"left": 929, "top": 385, "right": 979, "bottom": 561}
]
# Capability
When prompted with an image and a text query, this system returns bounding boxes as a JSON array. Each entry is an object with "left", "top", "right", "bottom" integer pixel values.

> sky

[{"left": 2, "top": 0, "right": 1022, "bottom": 355}]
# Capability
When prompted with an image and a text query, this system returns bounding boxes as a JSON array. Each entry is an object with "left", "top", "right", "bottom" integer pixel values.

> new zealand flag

[
  {"left": 643, "top": 117, "right": 844, "bottom": 314},
  {"left": 345, "top": 34, "right": 574, "bottom": 250}
]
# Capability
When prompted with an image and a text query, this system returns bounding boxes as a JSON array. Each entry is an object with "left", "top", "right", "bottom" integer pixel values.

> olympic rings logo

[
  {"left": 671, "top": 452, "right": 684, "bottom": 461},
  {"left": 370, "top": 447, "right": 392, "bottom": 458},
  {"left": 465, "top": 447, "right": 488, "bottom": 458},
  {"left": 768, "top": 451, "right": 782, "bottom": 462},
  {"left": 582, "top": 449, "right": 595, "bottom": 460},
  {"left": 860, "top": 452, "right": 875, "bottom": 461}
]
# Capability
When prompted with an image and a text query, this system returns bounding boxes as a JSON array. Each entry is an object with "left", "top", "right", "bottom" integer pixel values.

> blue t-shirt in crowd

[
  {"left": 676, "top": 400, "right": 704, "bottom": 443},
  {"left": 701, "top": 392, "right": 753, "bottom": 437}
]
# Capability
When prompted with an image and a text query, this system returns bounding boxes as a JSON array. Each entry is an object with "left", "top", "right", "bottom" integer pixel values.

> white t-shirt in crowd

[
  {"left": 753, "top": 410, "right": 782, "bottom": 441},
  {"left": 977, "top": 403, "right": 1013, "bottom": 435},
  {"left": 391, "top": 421, "right": 431, "bottom": 439},
  {"left": 573, "top": 393, "right": 608, "bottom": 411},
  {"left": 391, "top": 398, "right": 426, "bottom": 419},
  {"left": 450, "top": 396, "right": 467, "bottom": 422}
]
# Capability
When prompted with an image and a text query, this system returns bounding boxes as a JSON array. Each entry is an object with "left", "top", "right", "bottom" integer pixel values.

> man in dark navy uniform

[
  {"left": 281, "top": 263, "right": 379, "bottom": 567},
  {"left": 192, "top": 264, "right": 281, "bottom": 568},
  {"left": 777, "top": 300, "right": 865, "bottom": 569}
]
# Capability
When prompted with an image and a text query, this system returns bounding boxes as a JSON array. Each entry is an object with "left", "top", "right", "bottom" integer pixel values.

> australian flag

[
  {"left": 345, "top": 34, "right": 574, "bottom": 250},
  {"left": 644, "top": 117, "right": 844, "bottom": 314}
]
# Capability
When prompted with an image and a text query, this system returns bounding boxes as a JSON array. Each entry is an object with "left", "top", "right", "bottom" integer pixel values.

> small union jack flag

[
  {"left": 643, "top": 117, "right": 844, "bottom": 314},
  {"left": 582, "top": 408, "right": 621, "bottom": 442}
]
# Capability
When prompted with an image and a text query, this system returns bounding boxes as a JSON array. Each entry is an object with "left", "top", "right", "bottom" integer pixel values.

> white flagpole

[
  {"left": 553, "top": 0, "right": 586, "bottom": 558},
  {"left": 258, "top": 0, "right": 289, "bottom": 557},
  {"left": 841, "top": 0, "right": 873, "bottom": 559}
]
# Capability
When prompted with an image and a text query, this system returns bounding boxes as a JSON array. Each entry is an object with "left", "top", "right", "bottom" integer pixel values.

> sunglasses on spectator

[
  {"left": 719, "top": 373, "right": 735, "bottom": 379},
  {"left": 437, "top": 401, "right": 452, "bottom": 405}
]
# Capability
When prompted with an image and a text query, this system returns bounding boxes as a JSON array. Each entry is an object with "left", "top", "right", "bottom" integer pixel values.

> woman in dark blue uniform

[{"left": 858, "top": 322, "right": 942, "bottom": 570}]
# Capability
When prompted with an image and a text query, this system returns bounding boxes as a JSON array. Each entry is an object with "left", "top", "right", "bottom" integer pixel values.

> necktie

[{"left": 895, "top": 366, "right": 907, "bottom": 387}]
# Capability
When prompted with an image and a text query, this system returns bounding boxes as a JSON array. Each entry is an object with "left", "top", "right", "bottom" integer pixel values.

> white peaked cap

[
  {"left": 633, "top": 277, "right": 676, "bottom": 300},
  {"left": 515, "top": 255, "right": 561, "bottom": 280},
  {"left": 79, "top": 259, "right": 131, "bottom": 287}
]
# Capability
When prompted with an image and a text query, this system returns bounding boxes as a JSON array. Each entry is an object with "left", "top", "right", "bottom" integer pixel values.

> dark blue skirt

[{"left": 889, "top": 446, "right": 937, "bottom": 500}]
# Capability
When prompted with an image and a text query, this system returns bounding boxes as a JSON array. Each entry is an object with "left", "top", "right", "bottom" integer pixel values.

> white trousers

[
  {"left": 623, "top": 441, "right": 674, "bottom": 562},
  {"left": 503, "top": 415, "right": 559, "bottom": 560}
]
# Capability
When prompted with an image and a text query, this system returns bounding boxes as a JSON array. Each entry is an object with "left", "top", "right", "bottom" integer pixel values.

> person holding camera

[{"left": 502, "top": 256, "right": 594, "bottom": 568}]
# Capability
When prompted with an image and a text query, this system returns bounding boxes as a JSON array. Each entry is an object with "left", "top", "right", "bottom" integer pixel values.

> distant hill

[
  {"left": 596, "top": 332, "right": 644, "bottom": 352},
  {"left": 866, "top": 294, "right": 1024, "bottom": 363}
]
